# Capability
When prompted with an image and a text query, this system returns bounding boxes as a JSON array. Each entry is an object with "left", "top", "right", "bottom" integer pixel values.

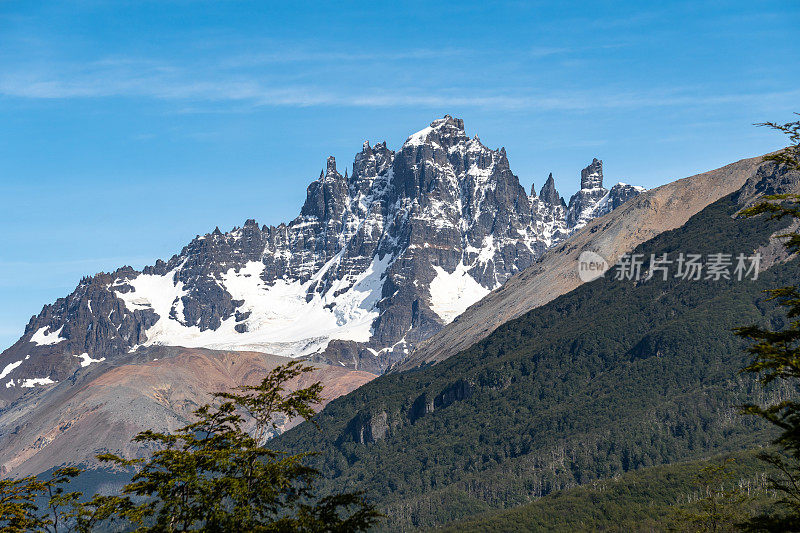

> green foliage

[
  {"left": 735, "top": 116, "right": 800, "bottom": 531},
  {"left": 0, "top": 467, "right": 84, "bottom": 533},
  {"left": 0, "top": 475, "right": 44, "bottom": 532},
  {"left": 276, "top": 173, "right": 800, "bottom": 530},
  {"left": 216, "top": 361, "right": 325, "bottom": 444},
  {"left": 758, "top": 114, "right": 800, "bottom": 170},
  {"left": 675, "top": 458, "right": 750, "bottom": 532},
  {"left": 436, "top": 450, "right": 776, "bottom": 532},
  {"left": 1, "top": 361, "right": 381, "bottom": 532}
]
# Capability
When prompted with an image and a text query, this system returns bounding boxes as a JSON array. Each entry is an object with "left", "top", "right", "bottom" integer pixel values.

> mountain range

[
  {"left": 5, "top": 116, "right": 791, "bottom": 531},
  {"left": 0, "top": 115, "right": 642, "bottom": 409}
]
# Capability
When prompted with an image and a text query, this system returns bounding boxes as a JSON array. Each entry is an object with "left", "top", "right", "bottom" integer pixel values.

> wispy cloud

[
  {"left": 0, "top": 36, "right": 797, "bottom": 113},
  {"left": 527, "top": 46, "right": 572, "bottom": 58},
  {"left": 219, "top": 47, "right": 467, "bottom": 68},
  {"left": 2, "top": 62, "right": 797, "bottom": 113}
]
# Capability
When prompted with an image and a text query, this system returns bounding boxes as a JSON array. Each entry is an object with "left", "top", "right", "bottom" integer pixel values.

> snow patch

[
  {"left": 116, "top": 274, "right": 186, "bottom": 314},
  {"left": 73, "top": 353, "right": 106, "bottom": 367},
  {"left": 429, "top": 263, "right": 491, "bottom": 324},
  {"left": 406, "top": 126, "right": 434, "bottom": 147},
  {"left": 571, "top": 190, "right": 611, "bottom": 232},
  {"left": 30, "top": 325, "right": 66, "bottom": 345},
  {"left": 20, "top": 377, "right": 56, "bottom": 388},
  {"left": 0, "top": 359, "right": 24, "bottom": 380},
  {"left": 111, "top": 255, "right": 392, "bottom": 358}
]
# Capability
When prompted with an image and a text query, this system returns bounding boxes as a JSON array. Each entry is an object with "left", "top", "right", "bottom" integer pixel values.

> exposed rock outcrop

[
  {"left": 397, "top": 154, "right": 790, "bottom": 371},
  {"left": 0, "top": 116, "right": 643, "bottom": 406}
]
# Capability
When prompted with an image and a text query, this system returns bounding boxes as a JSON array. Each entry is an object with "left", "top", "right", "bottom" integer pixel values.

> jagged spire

[
  {"left": 580, "top": 158, "right": 603, "bottom": 190},
  {"left": 327, "top": 156, "right": 337, "bottom": 176},
  {"left": 539, "top": 173, "right": 563, "bottom": 205}
]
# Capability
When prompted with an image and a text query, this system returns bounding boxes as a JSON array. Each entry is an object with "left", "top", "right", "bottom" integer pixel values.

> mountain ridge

[
  {"left": 273, "top": 158, "right": 800, "bottom": 529},
  {"left": 397, "top": 152, "right": 769, "bottom": 371},
  {"left": 0, "top": 115, "right": 642, "bottom": 407}
]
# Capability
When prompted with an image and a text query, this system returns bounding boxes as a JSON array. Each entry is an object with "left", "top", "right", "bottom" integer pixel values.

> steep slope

[
  {"left": 398, "top": 153, "right": 767, "bottom": 371},
  {"left": 438, "top": 450, "right": 772, "bottom": 532},
  {"left": 0, "top": 115, "right": 642, "bottom": 407},
  {"left": 274, "top": 159, "right": 800, "bottom": 530},
  {"left": 0, "top": 346, "right": 375, "bottom": 477}
]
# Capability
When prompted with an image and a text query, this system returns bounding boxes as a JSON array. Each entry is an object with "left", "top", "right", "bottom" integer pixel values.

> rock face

[
  {"left": 397, "top": 154, "right": 784, "bottom": 371},
  {"left": 581, "top": 157, "right": 604, "bottom": 189},
  {"left": 566, "top": 158, "right": 646, "bottom": 230},
  {"left": 345, "top": 411, "right": 389, "bottom": 444},
  {"left": 0, "top": 116, "right": 643, "bottom": 402},
  {"left": 539, "top": 173, "right": 564, "bottom": 206}
]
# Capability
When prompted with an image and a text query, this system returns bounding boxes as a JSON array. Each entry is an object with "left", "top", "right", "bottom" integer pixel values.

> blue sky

[{"left": 0, "top": 0, "right": 798, "bottom": 350}]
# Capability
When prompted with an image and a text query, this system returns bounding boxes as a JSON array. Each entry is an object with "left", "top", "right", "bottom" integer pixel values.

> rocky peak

[
  {"left": 539, "top": 173, "right": 563, "bottom": 205},
  {"left": 0, "top": 115, "right": 645, "bottom": 400},
  {"left": 301, "top": 156, "right": 349, "bottom": 220},
  {"left": 566, "top": 159, "right": 647, "bottom": 232},
  {"left": 580, "top": 158, "right": 604, "bottom": 190},
  {"left": 352, "top": 140, "right": 394, "bottom": 184},
  {"left": 325, "top": 156, "right": 341, "bottom": 179},
  {"left": 404, "top": 114, "right": 468, "bottom": 150},
  {"left": 432, "top": 114, "right": 465, "bottom": 134},
  {"left": 608, "top": 183, "right": 645, "bottom": 210},
  {"left": 496, "top": 147, "right": 510, "bottom": 170}
]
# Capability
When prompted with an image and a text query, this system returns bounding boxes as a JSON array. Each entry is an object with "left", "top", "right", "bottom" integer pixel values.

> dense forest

[
  {"left": 275, "top": 176, "right": 799, "bottom": 529},
  {"left": 437, "top": 449, "right": 777, "bottom": 532}
]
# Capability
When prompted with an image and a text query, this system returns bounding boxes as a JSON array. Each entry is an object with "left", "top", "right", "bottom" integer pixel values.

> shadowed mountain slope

[
  {"left": 398, "top": 154, "right": 770, "bottom": 372},
  {"left": 274, "top": 159, "right": 800, "bottom": 530}
]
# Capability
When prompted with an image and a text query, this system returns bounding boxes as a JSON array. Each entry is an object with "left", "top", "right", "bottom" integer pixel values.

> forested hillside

[
  {"left": 437, "top": 449, "right": 775, "bottom": 532},
  {"left": 275, "top": 165, "right": 799, "bottom": 530}
]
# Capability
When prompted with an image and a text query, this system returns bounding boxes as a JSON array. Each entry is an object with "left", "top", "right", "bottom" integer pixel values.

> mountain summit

[{"left": 0, "top": 116, "right": 642, "bottom": 401}]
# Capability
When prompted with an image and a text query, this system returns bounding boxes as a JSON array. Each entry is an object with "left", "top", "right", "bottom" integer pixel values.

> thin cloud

[
  {"left": 221, "top": 47, "right": 467, "bottom": 68},
  {"left": 528, "top": 46, "right": 571, "bottom": 58},
  {"left": 1, "top": 55, "right": 798, "bottom": 112}
]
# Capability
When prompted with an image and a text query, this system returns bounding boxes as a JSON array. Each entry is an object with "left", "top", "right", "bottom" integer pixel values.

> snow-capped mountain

[{"left": 0, "top": 116, "right": 643, "bottom": 401}]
